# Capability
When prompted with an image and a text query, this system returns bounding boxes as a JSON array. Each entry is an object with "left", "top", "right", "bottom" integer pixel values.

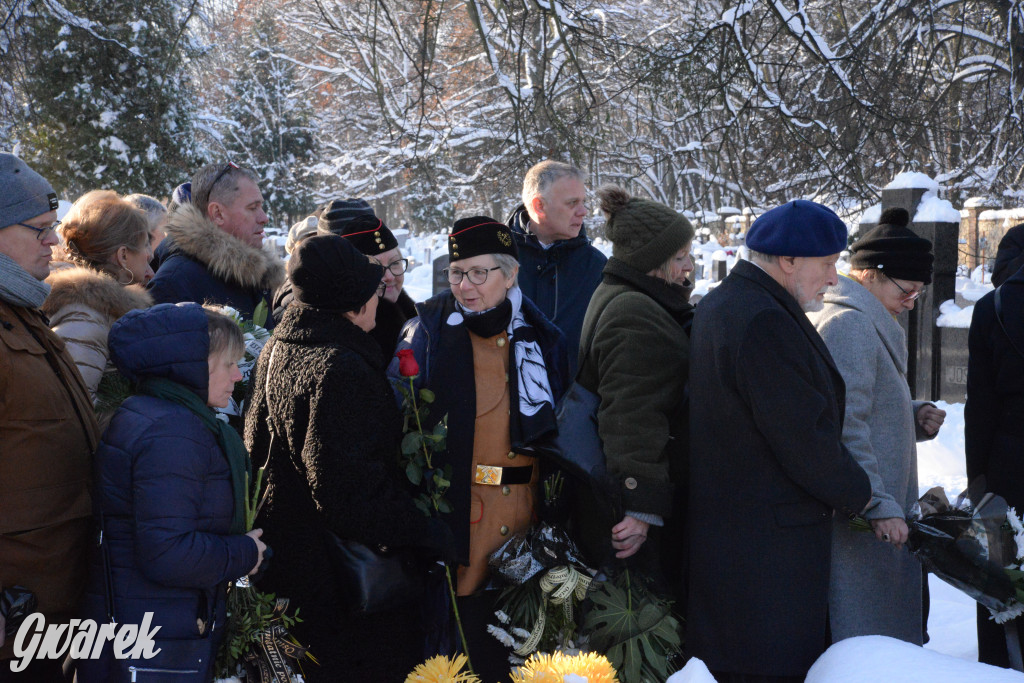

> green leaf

[
  {"left": 401, "top": 431, "right": 422, "bottom": 455},
  {"left": 419, "top": 388, "right": 436, "bottom": 403},
  {"left": 414, "top": 497, "right": 432, "bottom": 516},
  {"left": 253, "top": 298, "right": 269, "bottom": 328},
  {"left": 436, "top": 498, "right": 453, "bottom": 514},
  {"left": 406, "top": 461, "right": 423, "bottom": 486}
]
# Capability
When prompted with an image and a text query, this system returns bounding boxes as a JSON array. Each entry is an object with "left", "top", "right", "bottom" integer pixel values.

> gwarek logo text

[{"left": 9, "top": 613, "right": 161, "bottom": 672}]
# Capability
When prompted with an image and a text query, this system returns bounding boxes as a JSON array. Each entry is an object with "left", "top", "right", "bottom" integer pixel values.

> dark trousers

[
  {"left": 978, "top": 603, "right": 1024, "bottom": 669},
  {"left": 455, "top": 590, "right": 513, "bottom": 683},
  {"left": 0, "top": 657, "right": 65, "bottom": 682}
]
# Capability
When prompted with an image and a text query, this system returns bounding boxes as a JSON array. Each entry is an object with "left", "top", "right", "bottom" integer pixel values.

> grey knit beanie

[
  {"left": 0, "top": 153, "right": 58, "bottom": 228},
  {"left": 597, "top": 184, "right": 694, "bottom": 273}
]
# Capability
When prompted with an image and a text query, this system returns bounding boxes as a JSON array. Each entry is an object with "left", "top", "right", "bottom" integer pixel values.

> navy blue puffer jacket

[{"left": 78, "top": 304, "right": 257, "bottom": 683}]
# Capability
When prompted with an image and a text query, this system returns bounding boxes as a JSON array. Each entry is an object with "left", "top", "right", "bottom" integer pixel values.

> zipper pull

[{"left": 129, "top": 666, "right": 137, "bottom": 682}]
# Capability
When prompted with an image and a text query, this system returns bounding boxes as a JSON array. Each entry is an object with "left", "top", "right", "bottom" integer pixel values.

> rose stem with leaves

[{"left": 407, "top": 375, "right": 474, "bottom": 674}]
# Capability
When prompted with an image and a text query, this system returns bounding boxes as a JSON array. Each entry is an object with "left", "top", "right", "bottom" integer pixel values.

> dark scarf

[
  {"left": 461, "top": 298, "right": 512, "bottom": 338},
  {"left": 603, "top": 257, "right": 694, "bottom": 328},
  {"left": 138, "top": 376, "right": 252, "bottom": 534}
]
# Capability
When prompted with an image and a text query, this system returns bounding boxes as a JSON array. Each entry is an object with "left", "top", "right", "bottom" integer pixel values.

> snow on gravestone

[{"left": 806, "top": 635, "right": 1024, "bottom": 682}]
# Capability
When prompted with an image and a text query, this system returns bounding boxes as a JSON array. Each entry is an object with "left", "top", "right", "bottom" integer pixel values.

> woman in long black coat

[
  {"left": 966, "top": 263, "right": 1024, "bottom": 667},
  {"left": 245, "top": 235, "right": 452, "bottom": 681}
]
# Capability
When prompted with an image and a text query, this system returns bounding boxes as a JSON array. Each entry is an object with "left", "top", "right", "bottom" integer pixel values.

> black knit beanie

[
  {"left": 317, "top": 198, "right": 376, "bottom": 236},
  {"left": 850, "top": 208, "right": 934, "bottom": 284},
  {"left": 288, "top": 234, "right": 384, "bottom": 312},
  {"left": 598, "top": 185, "right": 694, "bottom": 273}
]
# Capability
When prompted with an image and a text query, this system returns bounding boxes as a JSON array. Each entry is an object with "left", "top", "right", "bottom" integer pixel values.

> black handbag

[{"left": 323, "top": 534, "right": 425, "bottom": 614}]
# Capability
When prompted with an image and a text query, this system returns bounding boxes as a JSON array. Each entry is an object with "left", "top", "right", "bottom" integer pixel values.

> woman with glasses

[
  {"left": 388, "top": 216, "right": 569, "bottom": 679},
  {"left": 245, "top": 235, "right": 454, "bottom": 681},
  {"left": 334, "top": 213, "right": 418, "bottom": 359},
  {"left": 42, "top": 190, "right": 154, "bottom": 415},
  {"left": 808, "top": 207, "right": 945, "bottom": 645}
]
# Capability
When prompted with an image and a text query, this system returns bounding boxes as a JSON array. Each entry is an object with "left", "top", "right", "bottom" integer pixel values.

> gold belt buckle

[{"left": 475, "top": 464, "right": 502, "bottom": 485}]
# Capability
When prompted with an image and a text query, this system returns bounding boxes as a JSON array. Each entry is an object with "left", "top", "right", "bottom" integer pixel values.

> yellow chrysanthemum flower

[
  {"left": 510, "top": 651, "right": 620, "bottom": 683},
  {"left": 405, "top": 654, "right": 481, "bottom": 683}
]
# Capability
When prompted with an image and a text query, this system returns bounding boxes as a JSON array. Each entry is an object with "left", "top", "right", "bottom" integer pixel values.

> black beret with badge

[{"left": 448, "top": 215, "right": 518, "bottom": 262}]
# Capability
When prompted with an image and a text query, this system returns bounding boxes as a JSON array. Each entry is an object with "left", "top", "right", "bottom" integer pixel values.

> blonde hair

[
  {"left": 203, "top": 306, "right": 245, "bottom": 360},
  {"left": 60, "top": 190, "right": 150, "bottom": 280}
]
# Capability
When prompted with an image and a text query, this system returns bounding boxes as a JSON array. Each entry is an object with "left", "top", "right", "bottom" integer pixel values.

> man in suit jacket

[{"left": 686, "top": 200, "right": 872, "bottom": 682}]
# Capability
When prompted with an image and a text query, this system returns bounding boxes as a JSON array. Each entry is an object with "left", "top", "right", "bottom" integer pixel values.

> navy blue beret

[{"left": 746, "top": 200, "right": 847, "bottom": 257}]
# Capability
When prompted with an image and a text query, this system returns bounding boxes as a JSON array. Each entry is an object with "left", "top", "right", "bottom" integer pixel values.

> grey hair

[
  {"left": 492, "top": 253, "right": 520, "bottom": 286},
  {"left": 521, "top": 160, "right": 586, "bottom": 210},
  {"left": 748, "top": 250, "right": 779, "bottom": 265},
  {"left": 124, "top": 194, "right": 167, "bottom": 231},
  {"left": 191, "top": 163, "right": 260, "bottom": 217}
]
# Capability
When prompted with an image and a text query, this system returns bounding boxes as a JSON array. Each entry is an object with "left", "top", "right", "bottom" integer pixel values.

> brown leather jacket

[{"left": 0, "top": 298, "right": 99, "bottom": 659}]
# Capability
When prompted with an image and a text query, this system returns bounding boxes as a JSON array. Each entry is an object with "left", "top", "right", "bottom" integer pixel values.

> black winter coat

[
  {"left": 686, "top": 260, "right": 871, "bottom": 677},
  {"left": 244, "top": 304, "right": 444, "bottom": 681},
  {"left": 967, "top": 267, "right": 1024, "bottom": 519},
  {"left": 966, "top": 264, "right": 1024, "bottom": 667}
]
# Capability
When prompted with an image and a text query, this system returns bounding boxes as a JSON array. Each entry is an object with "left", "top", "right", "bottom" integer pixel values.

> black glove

[
  {"left": 251, "top": 545, "right": 273, "bottom": 583},
  {"left": 1, "top": 586, "right": 37, "bottom": 637},
  {"left": 422, "top": 518, "right": 457, "bottom": 565}
]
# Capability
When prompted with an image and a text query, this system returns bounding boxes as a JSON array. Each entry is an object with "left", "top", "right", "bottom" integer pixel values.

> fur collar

[
  {"left": 43, "top": 262, "right": 152, "bottom": 319},
  {"left": 163, "top": 204, "right": 284, "bottom": 291}
]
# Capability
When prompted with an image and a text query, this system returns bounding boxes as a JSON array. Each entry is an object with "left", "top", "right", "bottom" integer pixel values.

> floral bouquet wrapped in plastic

[{"left": 854, "top": 485, "right": 1024, "bottom": 622}]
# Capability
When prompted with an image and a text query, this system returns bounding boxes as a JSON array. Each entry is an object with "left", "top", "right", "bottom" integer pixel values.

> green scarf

[{"left": 138, "top": 376, "right": 252, "bottom": 534}]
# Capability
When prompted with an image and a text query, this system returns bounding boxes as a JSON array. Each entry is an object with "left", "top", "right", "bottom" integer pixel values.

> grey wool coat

[{"left": 809, "top": 274, "right": 935, "bottom": 645}]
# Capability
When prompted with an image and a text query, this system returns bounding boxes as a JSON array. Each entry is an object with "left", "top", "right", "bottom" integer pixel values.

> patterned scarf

[{"left": 0, "top": 252, "right": 50, "bottom": 308}]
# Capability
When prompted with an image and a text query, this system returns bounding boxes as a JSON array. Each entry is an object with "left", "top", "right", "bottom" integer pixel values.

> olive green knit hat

[{"left": 597, "top": 184, "right": 694, "bottom": 273}]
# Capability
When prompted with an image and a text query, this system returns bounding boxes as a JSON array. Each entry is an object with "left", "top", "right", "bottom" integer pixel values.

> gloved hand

[{"left": 423, "top": 518, "right": 457, "bottom": 565}]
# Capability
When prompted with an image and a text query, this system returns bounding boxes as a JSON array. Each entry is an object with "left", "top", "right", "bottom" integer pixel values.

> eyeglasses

[
  {"left": 16, "top": 219, "right": 61, "bottom": 241},
  {"left": 210, "top": 161, "right": 240, "bottom": 190},
  {"left": 382, "top": 258, "right": 409, "bottom": 276},
  {"left": 885, "top": 274, "right": 925, "bottom": 302},
  {"left": 376, "top": 283, "right": 387, "bottom": 297},
  {"left": 443, "top": 266, "right": 501, "bottom": 285}
]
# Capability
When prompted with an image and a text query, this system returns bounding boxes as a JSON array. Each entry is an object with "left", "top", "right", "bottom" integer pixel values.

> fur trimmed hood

[
  {"left": 43, "top": 262, "right": 152, "bottom": 319},
  {"left": 163, "top": 204, "right": 284, "bottom": 292}
]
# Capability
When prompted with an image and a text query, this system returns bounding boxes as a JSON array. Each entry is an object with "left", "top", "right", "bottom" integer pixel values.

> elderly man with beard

[{"left": 686, "top": 200, "right": 871, "bottom": 683}]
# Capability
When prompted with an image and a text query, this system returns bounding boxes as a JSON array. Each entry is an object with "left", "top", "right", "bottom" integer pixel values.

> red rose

[{"left": 397, "top": 349, "right": 419, "bottom": 377}]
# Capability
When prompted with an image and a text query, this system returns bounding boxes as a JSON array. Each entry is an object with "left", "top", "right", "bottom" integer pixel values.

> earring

[{"left": 116, "top": 264, "right": 136, "bottom": 286}]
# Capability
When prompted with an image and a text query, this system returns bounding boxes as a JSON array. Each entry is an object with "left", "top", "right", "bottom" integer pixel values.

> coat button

[
  {"left": 507, "top": 451, "right": 516, "bottom": 459},
  {"left": 500, "top": 525, "right": 509, "bottom": 536},
  {"left": 624, "top": 477, "right": 638, "bottom": 490},
  {"left": 537, "top": 265, "right": 542, "bottom": 271},
  {"left": 502, "top": 486, "right": 511, "bottom": 496},
  {"left": 497, "top": 338, "right": 506, "bottom": 347}
]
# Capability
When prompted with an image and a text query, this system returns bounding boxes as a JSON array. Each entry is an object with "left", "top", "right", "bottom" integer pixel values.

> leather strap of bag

[
  {"left": 995, "top": 285, "right": 1024, "bottom": 361},
  {"left": 253, "top": 342, "right": 279, "bottom": 521}
]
